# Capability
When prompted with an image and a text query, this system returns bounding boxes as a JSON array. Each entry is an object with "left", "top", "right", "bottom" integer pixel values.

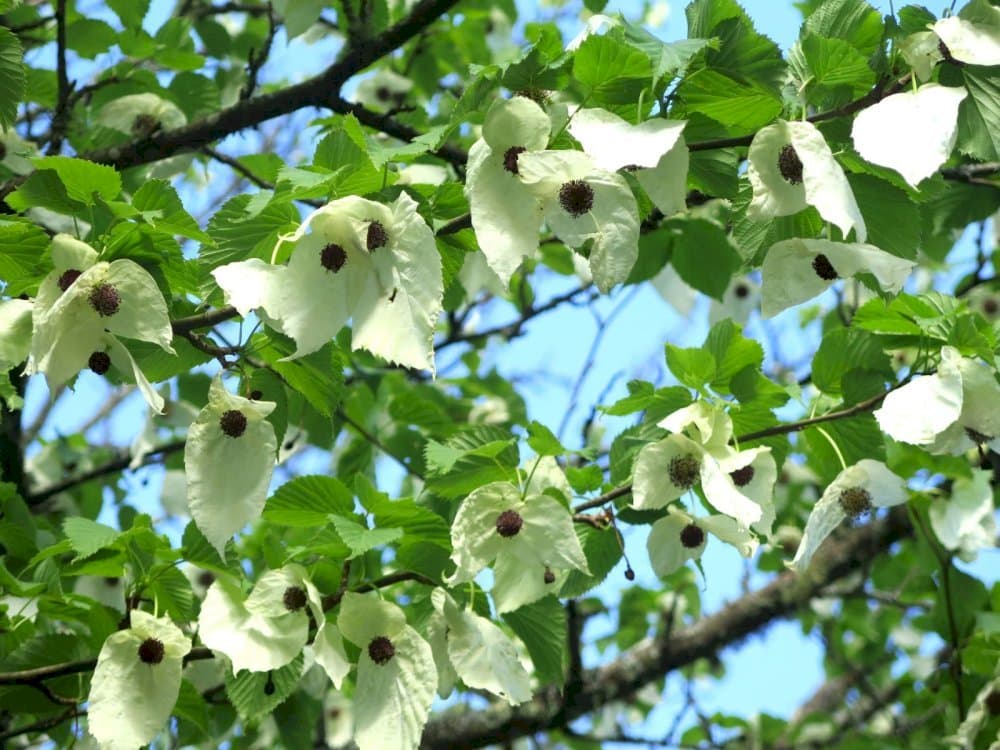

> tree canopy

[{"left": 0, "top": 0, "right": 999, "bottom": 748}]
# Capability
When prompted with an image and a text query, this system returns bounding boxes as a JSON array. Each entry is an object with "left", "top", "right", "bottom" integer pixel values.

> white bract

[
  {"left": 946, "top": 662, "right": 1000, "bottom": 750},
  {"left": 851, "top": 84, "right": 967, "bottom": 187},
  {"left": 566, "top": 13, "right": 620, "bottom": 50},
  {"left": 0, "top": 299, "right": 33, "bottom": 373},
  {"left": 568, "top": 107, "right": 689, "bottom": 217},
  {"left": 874, "top": 346, "right": 1000, "bottom": 455},
  {"left": 184, "top": 376, "right": 276, "bottom": 555},
  {"left": 214, "top": 192, "right": 442, "bottom": 371},
  {"left": 709, "top": 276, "right": 760, "bottom": 326},
  {"left": 788, "top": 460, "right": 907, "bottom": 571},
  {"left": 88, "top": 610, "right": 191, "bottom": 750},
  {"left": 464, "top": 96, "right": 549, "bottom": 286},
  {"left": 929, "top": 470, "right": 997, "bottom": 562},
  {"left": 647, "top": 505, "right": 758, "bottom": 578},
  {"left": 650, "top": 264, "right": 698, "bottom": 317},
  {"left": 760, "top": 238, "right": 915, "bottom": 318},
  {"left": 0, "top": 127, "right": 37, "bottom": 174},
  {"left": 933, "top": 5, "right": 1000, "bottom": 67},
  {"left": 446, "top": 481, "right": 589, "bottom": 613},
  {"left": 429, "top": 588, "right": 532, "bottom": 704},
  {"left": 337, "top": 592, "right": 436, "bottom": 750},
  {"left": 26, "top": 234, "right": 174, "bottom": 413},
  {"left": 353, "top": 69, "right": 413, "bottom": 112},
  {"left": 518, "top": 149, "right": 640, "bottom": 292},
  {"left": 98, "top": 93, "right": 187, "bottom": 135},
  {"left": 747, "top": 120, "right": 866, "bottom": 242},
  {"left": 632, "top": 402, "right": 774, "bottom": 529}
]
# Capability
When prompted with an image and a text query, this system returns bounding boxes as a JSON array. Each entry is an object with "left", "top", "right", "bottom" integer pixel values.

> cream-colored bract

[
  {"left": 446, "top": 481, "right": 588, "bottom": 613},
  {"left": 0, "top": 127, "right": 37, "bottom": 174},
  {"left": 26, "top": 234, "right": 174, "bottom": 413},
  {"left": 97, "top": 93, "right": 187, "bottom": 134},
  {"left": 88, "top": 610, "right": 191, "bottom": 750},
  {"left": 874, "top": 346, "right": 1000, "bottom": 455},
  {"left": 465, "top": 96, "right": 550, "bottom": 286},
  {"left": 352, "top": 69, "right": 413, "bottom": 112},
  {"left": 788, "top": 460, "right": 907, "bottom": 572},
  {"left": 430, "top": 588, "right": 532, "bottom": 705},
  {"left": 184, "top": 376, "right": 276, "bottom": 555},
  {"left": 213, "top": 192, "right": 442, "bottom": 372},
  {"left": 747, "top": 120, "right": 866, "bottom": 242},
  {"left": 647, "top": 505, "right": 758, "bottom": 578},
  {"left": 929, "top": 470, "right": 997, "bottom": 562},
  {"left": 760, "top": 238, "right": 915, "bottom": 318},
  {"left": 518, "top": 149, "right": 640, "bottom": 292},
  {"left": 851, "top": 83, "right": 967, "bottom": 187},
  {"left": 337, "top": 592, "right": 436, "bottom": 750},
  {"left": 933, "top": 7, "right": 1000, "bottom": 67},
  {"left": 568, "top": 107, "right": 689, "bottom": 217}
]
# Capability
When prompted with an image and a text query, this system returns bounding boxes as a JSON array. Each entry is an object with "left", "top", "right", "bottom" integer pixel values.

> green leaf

[
  {"left": 802, "top": 0, "right": 884, "bottom": 56},
  {"left": 704, "top": 319, "right": 764, "bottom": 391},
  {"left": 66, "top": 19, "right": 117, "bottom": 59},
  {"left": 560, "top": 524, "right": 623, "bottom": 597},
  {"left": 107, "top": 0, "right": 151, "bottom": 28},
  {"left": 955, "top": 65, "right": 1000, "bottom": 161},
  {"left": 572, "top": 34, "right": 652, "bottom": 107},
  {"left": 62, "top": 518, "right": 119, "bottom": 562},
  {"left": 667, "top": 217, "right": 742, "bottom": 300},
  {"left": 526, "top": 421, "right": 564, "bottom": 456},
  {"left": 32, "top": 156, "right": 121, "bottom": 204},
  {"left": 802, "top": 414, "right": 885, "bottom": 483},
  {"left": 273, "top": 0, "right": 325, "bottom": 38},
  {"left": 666, "top": 344, "right": 717, "bottom": 390},
  {"left": 0, "top": 27, "right": 25, "bottom": 129},
  {"left": 146, "top": 564, "right": 195, "bottom": 622},
  {"left": 811, "top": 327, "right": 891, "bottom": 395},
  {"left": 201, "top": 194, "right": 300, "bottom": 271},
  {"left": 330, "top": 515, "right": 403, "bottom": 558},
  {"left": 502, "top": 596, "right": 566, "bottom": 686},
  {"left": 425, "top": 426, "right": 520, "bottom": 498},
  {"left": 620, "top": 21, "right": 717, "bottom": 84},
  {"left": 677, "top": 70, "right": 783, "bottom": 131},
  {"left": 0, "top": 218, "right": 51, "bottom": 296},
  {"left": 132, "top": 179, "right": 210, "bottom": 242},
  {"left": 790, "top": 33, "right": 876, "bottom": 104},
  {"left": 225, "top": 653, "right": 304, "bottom": 723},
  {"left": 172, "top": 680, "right": 211, "bottom": 739},
  {"left": 846, "top": 173, "right": 920, "bottom": 260},
  {"left": 263, "top": 475, "right": 354, "bottom": 527},
  {"left": 253, "top": 334, "right": 345, "bottom": 418}
]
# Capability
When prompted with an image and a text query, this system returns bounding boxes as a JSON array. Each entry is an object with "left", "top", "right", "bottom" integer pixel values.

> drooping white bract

[
  {"left": 464, "top": 96, "right": 550, "bottom": 286},
  {"left": 788, "top": 460, "right": 907, "bottom": 572},
  {"left": 851, "top": 84, "right": 968, "bottom": 187},
  {"left": 214, "top": 192, "right": 442, "bottom": 371},
  {"left": 875, "top": 346, "right": 1000, "bottom": 455},
  {"left": 650, "top": 264, "right": 698, "bottom": 317},
  {"left": 946, "top": 662, "right": 1000, "bottom": 750},
  {"left": 97, "top": 93, "right": 187, "bottom": 135},
  {"left": 446, "top": 481, "right": 589, "bottom": 613},
  {"left": 336, "top": 592, "right": 436, "bottom": 750},
  {"left": 518, "top": 149, "right": 640, "bottom": 292},
  {"left": 647, "top": 505, "right": 758, "bottom": 578},
  {"left": 708, "top": 276, "right": 761, "bottom": 326},
  {"left": 353, "top": 69, "right": 413, "bottom": 112},
  {"left": 26, "top": 234, "right": 174, "bottom": 413},
  {"left": 632, "top": 402, "right": 772, "bottom": 529},
  {"left": 929, "top": 470, "right": 997, "bottom": 562},
  {"left": 184, "top": 376, "right": 276, "bottom": 555},
  {"left": 760, "top": 238, "right": 915, "bottom": 318},
  {"left": 566, "top": 13, "right": 620, "bottom": 50},
  {"left": 568, "top": 107, "right": 689, "bottom": 218},
  {"left": 933, "top": 6, "right": 1000, "bottom": 67},
  {"left": 0, "top": 299, "right": 33, "bottom": 373},
  {"left": 747, "top": 120, "right": 867, "bottom": 242},
  {"left": 88, "top": 610, "right": 191, "bottom": 750},
  {"left": 429, "top": 588, "right": 532, "bottom": 705},
  {"left": 0, "top": 127, "right": 36, "bottom": 174}
]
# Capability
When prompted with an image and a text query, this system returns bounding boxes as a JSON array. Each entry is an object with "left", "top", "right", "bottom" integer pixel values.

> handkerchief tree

[{"left": 0, "top": 0, "right": 998, "bottom": 749}]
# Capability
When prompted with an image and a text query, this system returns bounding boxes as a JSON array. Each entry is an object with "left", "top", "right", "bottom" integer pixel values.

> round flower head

[
  {"left": 0, "top": 127, "right": 37, "bottom": 175},
  {"left": 97, "top": 93, "right": 187, "bottom": 136},
  {"left": 518, "top": 149, "right": 640, "bottom": 292},
  {"left": 465, "top": 96, "right": 550, "bottom": 286},
  {"left": 215, "top": 192, "right": 442, "bottom": 371},
  {"left": 352, "top": 69, "right": 413, "bottom": 112},
  {"left": 87, "top": 610, "right": 191, "bottom": 750},
  {"left": 428, "top": 588, "right": 532, "bottom": 705},
  {"left": 929, "top": 470, "right": 997, "bottom": 563},
  {"left": 446, "top": 481, "right": 589, "bottom": 613},
  {"left": 647, "top": 505, "right": 758, "bottom": 578},
  {"left": 932, "top": 7, "right": 1000, "bottom": 67},
  {"left": 336, "top": 592, "right": 436, "bottom": 750},
  {"left": 567, "top": 107, "right": 689, "bottom": 217},
  {"left": 788, "top": 459, "right": 906, "bottom": 572},
  {"left": 760, "top": 238, "right": 915, "bottom": 318},
  {"left": 26, "top": 234, "right": 175, "bottom": 413},
  {"left": 875, "top": 346, "right": 1000, "bottom": 455},
  {"left": 851, "top": 83, "right": 967, "bottom": 188},
  {"left": 747, "top": 120, "right": 866, "bottom": 242},
  {"left": 184, "top": 375, "right": 277, "bottom": 555}
]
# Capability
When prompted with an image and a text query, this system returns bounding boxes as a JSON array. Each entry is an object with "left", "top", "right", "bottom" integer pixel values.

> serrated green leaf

[
  {"left": 560, "top": 524, "right": 623, "bottom": 597},
  {"left": 225, "top": 653, "right": 304, "bottom": 723},
  {"left": 263, "top": 475, "right": 354, "bottom": 527},
  {"left": 62, "top": 517, "right": 119, "bottom": 561},
  {"left": 803, "top": 0, "right": 884, "bottom": 56},
  {"left": 132, "top": 179, "right": 209, "bottom": 242},
  {"left": 573, "top": 34, "right": 652, "bottom": 107},
  {"left": 201, "top": 194, "right": 300, "bottom": 271},
  {"left": 526, "top": 420, "right": 563, "bottom": 456},
  {"left": 330, "top": 515, "right": 402, "bottom": 558},
  {"left": 32, "top": 156, "right": 121, "bottom": 204},
  {"left": 667, "top": 217, "right": 742, "bottom": 300},
  {"left": 678, "top": 69, "right": 783, "bottom": 131},
  {"left": 0, "top": 218, "right": 51, "bottom": 296},
  {"left": 847, "top": 173, "right": 920, "bottom": 260},
  {"left": 665, "top": 344, "right": 717, "bottom": 390},
  {"left": 66, "top": 19, "right": 117, "bottom": 59},
  {"left": 502, "top": 595, "right": 566, "bottom": 686},
  {"left": 956, "top": 65, "right": 1000, "bottom": 161},
  {"left": 811, "top": 327, "right": 891, "bottom": 395},
  {"left": 0, "top": 27, "right": 25, "bottom": 129},
  {"left": 704, "top": 319, "right": 764, "bottom": 391}
]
